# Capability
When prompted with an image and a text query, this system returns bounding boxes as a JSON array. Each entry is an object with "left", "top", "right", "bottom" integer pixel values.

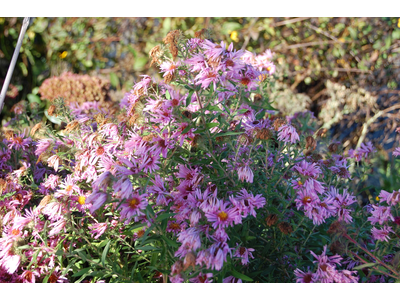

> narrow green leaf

[
  {"left": 230, "top": 269, "right": 254, "bottom": 282},
  {"left": 186, "top": 90, "right": 194, "bottom": 107},
  {"left": 101, "top": 240, "right": 112, "bottom": 267}
]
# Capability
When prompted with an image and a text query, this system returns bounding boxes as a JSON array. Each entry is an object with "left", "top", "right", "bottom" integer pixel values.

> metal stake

[{"left": 0, "top": 17, "right": 31, "bottom": 113}]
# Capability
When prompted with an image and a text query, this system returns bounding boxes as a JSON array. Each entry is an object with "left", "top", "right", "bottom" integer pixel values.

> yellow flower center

[
  {"left": 218, "top": 211, "right": 228, "bottom": 221},
  {"left": 129, "top": 198, "right": 139, "bottom": 209},
  {"left": 78, "top": 196, "right": 86, "bottom": 205},
  {"left": 297, "top": 180, "right": 303, "bottom": 186}
]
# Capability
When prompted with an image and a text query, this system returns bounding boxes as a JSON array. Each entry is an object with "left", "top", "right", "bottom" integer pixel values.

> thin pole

[{"left": 0, "top": 17, "right": 30, "bottom": 113}]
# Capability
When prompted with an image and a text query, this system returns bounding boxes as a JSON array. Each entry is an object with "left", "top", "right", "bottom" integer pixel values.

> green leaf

[
  {"left": 353, "top": 262, "right": 378, "bottom": 270},
  {"left": 181, "top": 126, "right": 192, "bottom": 134},
  {"left": 206, "top": 123, "right": 219, "bottom": 129},
  {"left": 27, "top": 94, "right": 41, "bottom": 104},
  {"left": 72, "top": 267, "right": 92, "bottom": 277},
  {"left": 214, "top": 131, "right": 243, "bottom": 138},
  {"left": 136, "top": 246, "right": 159, "bottom": 251},
  {"left": 110, "top": 72, "right": 119, "bottom": 88},
  {"left": 230, "top": 269, "right": 254, "bottom": 282},
  {"left": 161, "top": 235, "right": 179, "bottom": 248},
  {"left": 186, "top": 90, "right": 194, "bottom": 107},
  {"left": 101, "top": 240, "right": 111, "bottom": 267},
  {"left": 165, "top": 90, "right": 171, "bottom": 100},
  {"left": 155, "top": 213, "right": 176, "bottom": 223}
]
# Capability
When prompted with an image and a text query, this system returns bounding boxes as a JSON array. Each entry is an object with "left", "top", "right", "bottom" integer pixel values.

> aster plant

[{"left": 1, "top": 29, "right": 400, "bottom": 283}]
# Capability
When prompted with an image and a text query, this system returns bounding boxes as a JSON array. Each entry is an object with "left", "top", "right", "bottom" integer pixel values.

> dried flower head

[
  {"left": 30, "top": 123, "right": 42, "bottom": 137},
  {"left": 265, "top": 214, "right": 278, "bottom": 226},
  {"left": 64, "top": 120, "right": 80, "bottom": 134},
  {"left": 255, "top": 128, "right": 272, "bottom": 141},
  {"left": 328, "top": 143, "right": 339, "bottom": 153},
  {"left": 194, "top": 28, "right": 207, "bottom": 39},
  {"left": 305, "top": 136, "right": 317, "bottom": 151},
  {"left": 183, "top": 252, "right": 196, "bottom": 271},
  {"left": 238, "top": 133, "right": 254, "bottom": 145},
  {"left": 316, "top": 128, "right": 328, "bottom": 138},
  {"left": 149, "top": 45, "right": 164, "bottom": 67},
  {"left": 48, "top": 105, "right": 57, "bottom": 116},
  {"left": 278, "top": 222, "right": 293, "bottom": 234},
  {"left": 327, "top": 221, "right": 347, "bottom": 236},
  {"left": 253, "top": 93, "right": 263, "bottom": 103},
  {"left": 163, "top": 30, "right": 182, "bottom": 60},
  {"left": 273, "top": 118, "right": 286, "bottom": 131}
]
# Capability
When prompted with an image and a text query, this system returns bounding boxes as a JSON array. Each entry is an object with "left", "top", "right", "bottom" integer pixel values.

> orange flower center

[
  {"left": 218, "top": 211, "right": 228, "bottom": 221},
  {"left": 302, "top": 196, "right": 311, "bottom": 205},
  {"left": 12, "top": 228, "right": 20, "bottom": 236},
  {"left": 66, "top": 185, "right": 73, "bottom": 192},
  {"left": 129, "top": 198, "right": 139, "bottom": 209},
  {"left": 241, "top": 78, "right": 251, "bottom": 86}
]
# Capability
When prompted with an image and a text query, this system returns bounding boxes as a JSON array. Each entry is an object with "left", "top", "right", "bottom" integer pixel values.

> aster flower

[
  {"left": 223, "top": 276, "right": 242, "bottom": 283},
  {"left": 234, "top": 244, "right": 255, "bottom": 265},
  {"left": 371, "top": 226, "right": 394, "bottom": 242},
  {"left": 189, "top": 272, "right": 213, "bottom": 283},
  {"left": 175, "top": 228, "right": 202, "bottom": 258},
  {"left": 368, "top": 205, "right": 394, "bottom": 225},
  {"left": 230, "top": 189, "right": 266, "bottom": 217},
  {"left": 85, "top": 191, "right": 108, "bottom": 214},
  {"left": 277, "top": 124, "right": 300, "bottom": 144},
  {"left": 237, "top": 163, "right": 254, "bottom": 183},
  {"left": 89, "top": 222, "right": 108, "bottom": 239},
  {"left": 205, "top": 200, "right": 241, "bottom": 229},
  {"left": 47, "top": 155, "right": 61, "bottom": 172},
  {"left": 160, "top": 60, "right": 181, "bottom": 78},
  {"left": 118, "top": 193, "right": 148, "bottom": 224},
  {"left": 294, "top": 268, "right": 316, "bottom": 283}
]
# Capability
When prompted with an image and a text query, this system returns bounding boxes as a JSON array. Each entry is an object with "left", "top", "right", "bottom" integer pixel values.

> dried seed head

[
  {"left": 182, "top": 110, "right": 192, "bottom": 120},
  {"left": 238, "top": 133, "right": 253, "bottom": 146},
  {"left": 328, "top": 143, "right": 339, "bottom": 153},
  {"left": 327, "top": 221, "right": 347, "bottom": 236},
  {"left": 164, "top": 73, "right": 175, "bottom": 84},
  {"left": 194, "top": 28, "right": 207, "bottom": 39},
  {"left": 278, "top": 222, "right": 293, "bottom": 234},
  {"left": 256, "top": 128, "right": 272, "bottom": 140},
  {"left": 48, "top": 105, "right": 56, "bottom": 116},
  {"left": 171, "top": 260, "right": 184, "bottom": 275},
  {"left": 39, "top": 195, "right": 52, "bottom": 208},
  {"left": 316, "top": 128, "right": 328, "bottom": 138},
  {"left": 4, "top": 130, "right": 14, "bottom": 140},
  {"left": 329, "top": 240, "right": 346, "bottom": 255},
  {"left": 163, "top": 30, "right": 182, "bottom": 60},
  {"left": 273, "top": 118, "right": 286, "bottom": 131},
  {"left": 64, "top": 120, "right": 80, "bottom": 134},
  {"left": 265, "top": 214, "right": 278, "bottom": 226},
  {"left": 183, "top": 252, "right": 196, "bottom": 271},
  {"left": 30, "top": 123, "right": 42, "bottom": 137},
  {"left": 149, "top": 45, "right": 164, "bottom": 67},
  {"left": 305, "top": 136, "right": 317, "bottom": 151},
  {"left": 253, "top": 93, "right": 262, "bottom": 103}
]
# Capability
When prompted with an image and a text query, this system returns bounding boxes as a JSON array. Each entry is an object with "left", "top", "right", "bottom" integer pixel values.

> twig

[
  {"left": 0, "top": 17, "right": 30, "bottom": 113},
  {"left": 274, "top": 40, "right": 351, "bottom": 51},
  {"left": 271, "top": 17, "right": 312, "bottom": 27},
  {"left": 343, "top": 233, "right": 400, "bottom": 277},
  {"left": 356, "top": 104, "right": 400, "bottom": 149}
]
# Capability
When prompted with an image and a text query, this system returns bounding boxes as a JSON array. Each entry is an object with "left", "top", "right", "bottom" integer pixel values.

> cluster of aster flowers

[
  {"left": 294, "top": 246, "right": 359, "bottom": 283},
  {"left": 2, "top": 31, "right": 400, "bottom": 283}
]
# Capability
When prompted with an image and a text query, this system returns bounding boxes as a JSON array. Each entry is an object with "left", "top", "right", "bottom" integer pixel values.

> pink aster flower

[
  {"left": 189, "top": 272, "right": 213, "bottom": 283},
  {"left": 205, "top": 200, "right": 241, "bottom": 229},
  {"left": 48, "top": 218, "right": 66, "bottom": 236},
  {"left": 234, "top": 244, "right": 255, "bottom": 265},
  {"left": 55, "top": 175, "right": 80, "bottom": 198},
  {"left": 294, "top": 268, "right": 316, "bottom": 283},
  {"left": 160, "top": 60, "right": 181, "bottom": 78},
  {"left": 118, "top": 193, "right": 148, "bottom": 224},
  {"left": 86, "top": 191, "right": 108, "bottom": 214},
  {"left": 230, "top": 189, "right": 266, "bottom": 217},
  {"left": 89, "top": 222, "right": 108, "bottom": 239},
  {"left": 237, "top": 163, "right": 254, "bottom": 183},
  {"left": 47, "top": 155, "right": 61, "bottom": 172},
  {"left": 293, "top": 160, "right": 322, "bottom": 178},
  {"left": 371, "top": 226, "right": 394, "bottom": 242},
  {"left": 8, "top": 133, "right": 31, "bottom": 151},
  {"left": 368, "top": 205, "right": 394, "bottom": 225},
  {"left": 277, "top": 124, "right": 300, "bottom": 144},
  {"left": 35, "top": 139, "right": 52, "bottom": 156},
  {"left": 223, "top": 276, "right": 242, "bottom": 283},
  {"left": 394, "top": 147, "right": 400, "bottom": 157}
]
